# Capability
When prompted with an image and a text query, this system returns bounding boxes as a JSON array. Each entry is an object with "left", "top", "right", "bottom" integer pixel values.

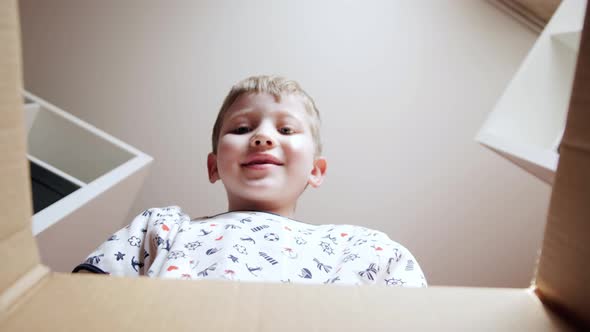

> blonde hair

[{"left": 211, "top": 75, "right": 322, "bottom": 156}]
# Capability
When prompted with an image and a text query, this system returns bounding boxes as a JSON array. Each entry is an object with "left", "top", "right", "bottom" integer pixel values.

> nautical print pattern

[{"left": 75, "top": 206, "right": 427, "bottom": 287}]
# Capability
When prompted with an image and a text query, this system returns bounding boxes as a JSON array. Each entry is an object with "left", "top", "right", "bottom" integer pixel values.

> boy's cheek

[
  {"left": 217, "top": 138, "right": 243, "bottom": 158},
  {"left": 284, "top": 135, "right": 314, "bottom": 151}
]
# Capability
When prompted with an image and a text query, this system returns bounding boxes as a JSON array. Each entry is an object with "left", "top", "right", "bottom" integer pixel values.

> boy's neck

[{"left": 227, "top": 200, "right": 296, "bottom": 219}]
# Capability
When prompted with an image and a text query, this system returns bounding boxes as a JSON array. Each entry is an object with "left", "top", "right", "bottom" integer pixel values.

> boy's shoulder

[
  {"left": 139, "top": 205, "right": 188, "bottom": 219},
  {"left": 138, "top": 206, "right": 255, "bottom": 223},
  {"left": 136, "top": 207, "right": 399, "bottom": 245}
]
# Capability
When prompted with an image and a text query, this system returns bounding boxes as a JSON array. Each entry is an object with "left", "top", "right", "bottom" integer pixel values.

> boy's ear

[
  {"left": 307, "top": 157, "right": 327, "bottom": 188},
  {"left": 207, "top": 153, "right": 220, "bottom": 183}
]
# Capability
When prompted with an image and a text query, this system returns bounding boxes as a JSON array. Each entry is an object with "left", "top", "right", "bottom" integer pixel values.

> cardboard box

[{"left": 0, "top": 1, "right": 588, "bottom": 330}]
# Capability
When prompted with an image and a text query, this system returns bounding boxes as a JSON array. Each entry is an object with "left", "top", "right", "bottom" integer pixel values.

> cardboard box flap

[
  {"left": 0, "top": 0, "right": 41, "bottom": 293},
  {"left": 535, "top": 0, "right": 590, "bottom": 327},
  {"left": 0, "top": 273, "right": 575, "bottom": 331}
]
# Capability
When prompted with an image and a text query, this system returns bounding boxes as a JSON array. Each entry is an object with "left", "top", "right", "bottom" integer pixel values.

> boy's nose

[{"left": 250, "top": 134, "right": 274, "bottom": 148}]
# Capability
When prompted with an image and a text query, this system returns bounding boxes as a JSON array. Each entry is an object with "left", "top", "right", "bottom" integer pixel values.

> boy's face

[{"left": 207, "top": 92, "right": 326, "bottom": 214}]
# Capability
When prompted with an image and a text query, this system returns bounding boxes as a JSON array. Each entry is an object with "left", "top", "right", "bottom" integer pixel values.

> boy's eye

[
  {"left": 232, "top": 126, "right": 251, "bottom": 134},
  {"left": 279, "top": 127, "right": 294, "bottom": 135}
]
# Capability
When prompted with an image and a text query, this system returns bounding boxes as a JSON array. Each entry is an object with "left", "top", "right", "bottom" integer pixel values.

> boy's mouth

[{"left": 241, "top": 154, "right": 284, "bottom": 167}]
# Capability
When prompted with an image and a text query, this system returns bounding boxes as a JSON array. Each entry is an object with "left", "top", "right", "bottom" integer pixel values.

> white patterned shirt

[{"left": 74, "top": 206, "right": 427, "bottom": 287}]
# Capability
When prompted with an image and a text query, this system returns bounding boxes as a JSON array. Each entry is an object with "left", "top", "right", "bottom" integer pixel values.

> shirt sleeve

[
  {"left": 363, "top": 230, "right": 427, "bottom": 288},
  {"left": 380, "top": 243, "right": 428, "bottom": 288},
  {"left": 72, "top": 206, "right": 187, "bottom": 276}
]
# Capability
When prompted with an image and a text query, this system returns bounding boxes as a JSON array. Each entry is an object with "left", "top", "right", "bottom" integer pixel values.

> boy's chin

[
  {"left": 231, "top": 184, "right": 294, "bottom": 205},
  {"left": 239, "top": 186, "right": 282, "bottom": 201}
]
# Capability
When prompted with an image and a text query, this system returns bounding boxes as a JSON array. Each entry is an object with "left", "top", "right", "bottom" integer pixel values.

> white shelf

[
  {"left": 477, "top": 133, "right": 558, "bottom": 184},
  {"left": 476, "top": 0, "right": 586, "bottom": 185},
  {"left": 24, "top": 91, "right": 154, "bottom": 272},
  {"left": 28, "top": 154, "right": 87, "bottom": 187},
  {"left": 552, "top": 30, "right": 582, "bottom": 51}
]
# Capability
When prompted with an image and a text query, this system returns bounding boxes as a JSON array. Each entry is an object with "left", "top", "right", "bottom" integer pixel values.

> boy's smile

[
  {"left": 207, "top": 92, "right": 327, "bottom": 217},
  {"left": 241, "top": 153, "right": 284, "bottom": 170}
]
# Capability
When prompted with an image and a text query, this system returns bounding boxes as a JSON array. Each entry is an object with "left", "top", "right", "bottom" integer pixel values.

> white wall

[{"left": 19, "top": 0, "right": 550, "bottom": 287}]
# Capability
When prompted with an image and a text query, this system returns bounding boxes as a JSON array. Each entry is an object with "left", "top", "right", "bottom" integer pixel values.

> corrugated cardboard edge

[
  {"left": 0, "top": 273, "right": 575, "bottom": 331},
  {"left": 0, "top": 265, "right": 49, "bottom": 315},
  {"left": 0, "top": 0, "right": 41, "bottom": 290},
  {"left": 0, "top": 0, "right": 48, "bottom": 320},
  {"left": 535, "top": 0, "right": 590, "bottom": 328}
]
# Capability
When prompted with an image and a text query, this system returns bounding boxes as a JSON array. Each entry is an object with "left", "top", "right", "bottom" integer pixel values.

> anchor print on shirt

[
  {"left": 86, "top": 254, "right": 104, "bottom": 265},
  {"left": 131, "top": 256, "right": 144, "bottom": 272},
  {"left": 240, "top": 236, "right": 256, "bottom": 245},
  {"left": 155, "top": 235, "right": 171, "bottom": 251},
  {"left": 198, "top": 229, "right": 213, "bottom": 236},
  {"left": 246, "top": 264, "right": 262, "bottom": 276},
  {"left": 197, "top": 263, "right": 218, "bottom": 277}
]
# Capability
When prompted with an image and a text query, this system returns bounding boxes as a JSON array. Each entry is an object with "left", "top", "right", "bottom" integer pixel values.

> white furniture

[
  {"left": 476, "top": 0, "right": 585, "bottom": 184},
  {"left": 24, "top": 91, "right": 153, "bottom": 272}
]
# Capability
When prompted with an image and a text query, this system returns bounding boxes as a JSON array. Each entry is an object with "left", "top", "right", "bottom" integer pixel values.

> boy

[{"left": 73, "top": 75, "right": 427, "bottom": 287}]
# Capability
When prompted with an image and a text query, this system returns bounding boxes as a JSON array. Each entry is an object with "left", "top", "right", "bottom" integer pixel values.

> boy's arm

[{"left": 72, "top": 206, "right": 183, "bottom": 276}]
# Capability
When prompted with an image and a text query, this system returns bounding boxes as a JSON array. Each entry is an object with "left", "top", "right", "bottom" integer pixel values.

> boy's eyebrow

[{"left": 224, "top": 108, "right": 254, "bottom": 120}]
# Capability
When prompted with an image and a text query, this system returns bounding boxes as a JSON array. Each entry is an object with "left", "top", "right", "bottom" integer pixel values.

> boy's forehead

[{"left": 224, "top": 92, "right": 308, "bottom": 119}]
